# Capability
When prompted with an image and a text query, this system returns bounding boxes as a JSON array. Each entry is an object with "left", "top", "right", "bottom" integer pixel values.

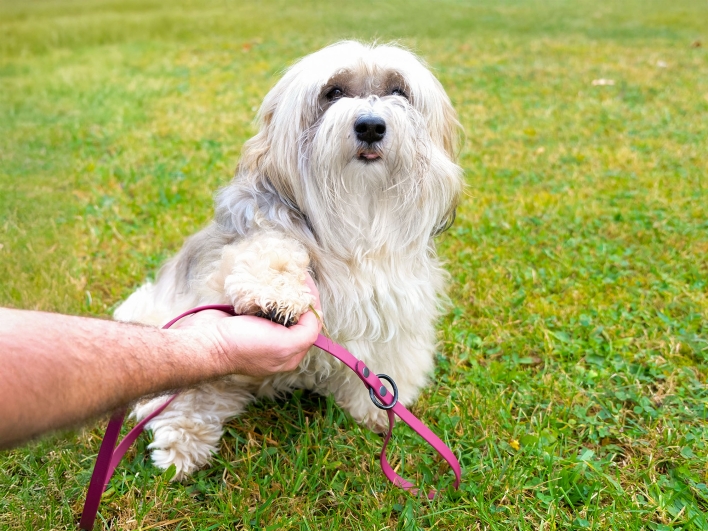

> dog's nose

[{"left": 354, "top": 115, "right": 386, "bottom": 144}]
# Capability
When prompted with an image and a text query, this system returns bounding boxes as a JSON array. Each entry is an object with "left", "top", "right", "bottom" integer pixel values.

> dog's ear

[
  {"left": 443, "top": 104, "right": 461, "bottom": 159},
  {"left": 238, "top": 99, "right": 275, "bottom": 176},
  {"left": 429, "top": 83, "right": 463, "bottom": 237},
  {"left": 432, "top": 205, "right": 457, "bottom": 237},
  {"left": 438, "top": 91, "right": 462, "bottom": 159},
  {"left": 416, "top": 69, "right": 462, "bottom": 160},
  {"left": 237, "top": 95, "right": 300, "bottom": 208}
]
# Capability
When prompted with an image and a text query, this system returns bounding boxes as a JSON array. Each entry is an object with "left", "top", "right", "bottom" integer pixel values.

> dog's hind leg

[{"left": 133, "top": 376, "right": 257, "bottom": 480}]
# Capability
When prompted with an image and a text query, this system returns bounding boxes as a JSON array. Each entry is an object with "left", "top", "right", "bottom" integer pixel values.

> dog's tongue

[{"left": 361, "top": 152, "right": 380, "bottom": 160}]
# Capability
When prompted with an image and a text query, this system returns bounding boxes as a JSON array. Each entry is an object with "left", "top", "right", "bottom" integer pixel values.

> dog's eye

[
  {"left": 326, "top": 87, "right": 344, "bottom": 102},
  {"left": 391, "top": 88, "right": 408, "bottom": 99}
]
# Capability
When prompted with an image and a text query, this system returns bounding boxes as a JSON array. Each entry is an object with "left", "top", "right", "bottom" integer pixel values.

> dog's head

[{"left": 236, "top": 41, "right": 463, "bottom": 249}]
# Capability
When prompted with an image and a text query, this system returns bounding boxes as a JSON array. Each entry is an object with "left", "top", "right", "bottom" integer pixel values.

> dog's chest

[{"left": 316, "top": 250, "right": 443, "bottom": 344}]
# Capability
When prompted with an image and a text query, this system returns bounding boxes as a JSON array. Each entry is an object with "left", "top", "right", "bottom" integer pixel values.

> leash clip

[{"left": 369, "top": 373, "right": 398, "bottom": 410}]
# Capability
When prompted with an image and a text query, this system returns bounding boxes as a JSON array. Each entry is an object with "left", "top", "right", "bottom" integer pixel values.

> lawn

[{"left": 1, "top": 0, "right": 707, "bottom": 529}]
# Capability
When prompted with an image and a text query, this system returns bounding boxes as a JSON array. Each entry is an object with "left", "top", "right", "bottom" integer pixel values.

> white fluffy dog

[{"left": 115, "top": 41, "right": 463, "bottom": 480}]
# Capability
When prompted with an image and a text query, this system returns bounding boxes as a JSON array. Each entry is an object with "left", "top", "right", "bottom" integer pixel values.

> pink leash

[{"left": 79, "top": 305, "right": 461, "bottom": 530}]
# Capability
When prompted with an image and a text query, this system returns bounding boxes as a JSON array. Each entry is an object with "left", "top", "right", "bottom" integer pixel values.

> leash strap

[
  {"left": 78, "top": 410, "right": 124, "bottom": 531},
  {"left": 79, "top": 305, "right": 461, "bottom": 530},
  {"left": 312, "top": 334, "right": 461, "bottom": 498}
]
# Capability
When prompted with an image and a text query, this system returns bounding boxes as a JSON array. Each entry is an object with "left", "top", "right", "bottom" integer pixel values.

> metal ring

[{"left": 368, "top": 374, "right": 398, "bottom": 410}]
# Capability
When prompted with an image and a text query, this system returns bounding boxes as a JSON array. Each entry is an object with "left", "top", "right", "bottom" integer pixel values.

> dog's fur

[{"left": 114, "top": 41, "right": 463, "bottom": 479}]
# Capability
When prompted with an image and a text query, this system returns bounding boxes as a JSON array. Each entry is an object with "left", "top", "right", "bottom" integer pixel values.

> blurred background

[{"left": 1, "top": 1, "right": 707, "bottom": 529}]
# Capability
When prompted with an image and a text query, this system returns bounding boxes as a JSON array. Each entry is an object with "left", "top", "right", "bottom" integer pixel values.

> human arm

[{"left": 0, "top": 277, "right": 321, "bottom": 449}]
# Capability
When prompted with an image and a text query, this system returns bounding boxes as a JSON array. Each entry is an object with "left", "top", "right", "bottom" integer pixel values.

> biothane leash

[{"left": 79, "top": 305, "right": 462, "bottom": 530}]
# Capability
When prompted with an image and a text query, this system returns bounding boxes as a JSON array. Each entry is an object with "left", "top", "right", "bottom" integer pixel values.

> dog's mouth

[{"left": 357, "top": 150, "right": 381, "bottom": 162}]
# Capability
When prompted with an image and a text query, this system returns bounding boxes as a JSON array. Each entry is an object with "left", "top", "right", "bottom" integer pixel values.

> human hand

[{"left": 173, "top": 274, "right": 322, "bottom": 378}]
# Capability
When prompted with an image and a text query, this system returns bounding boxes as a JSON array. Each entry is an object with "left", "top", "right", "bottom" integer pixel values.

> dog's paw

[
  {"left": 362, "top": 406, "right": 391, "bottom": 434},
  {"left": 147, "top": 419, "right": 222, "bottom": 481},
  {"left": 341, "top": 394, "right": 391, "bottom": 435},
  {"left": 211, "top": 233, "right": 314, "bottom": 326}
]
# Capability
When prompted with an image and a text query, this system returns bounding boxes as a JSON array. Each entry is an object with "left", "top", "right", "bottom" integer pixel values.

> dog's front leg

[
  {"left": 209, "top": 232, "right": 314, "bottom": 326},
  {"left": 326, "top": 338, "right": 434, "bottom": 434},
  {"left": 332, "top": 379, "right": 392, "bottom": 434}
]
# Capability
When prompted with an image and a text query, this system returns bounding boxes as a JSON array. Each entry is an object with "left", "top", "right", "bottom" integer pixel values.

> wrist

[{"left": 163, "top": 327, "right": 225, "bottom": 386}]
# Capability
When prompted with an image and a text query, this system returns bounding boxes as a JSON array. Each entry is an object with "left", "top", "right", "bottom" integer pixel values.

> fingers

[
  {"left": 304, "top": 272, "right": 322, "bottom": 312},
  {"left": 271, "top": 311, "right": 319, "bottom": 363},
  {"left": 171, "top": 273, "right": 323, "bottom": 377},
  {"left": 279, "top": 347, "right": 310, "bottom": 373},
  {"left": 274, "top": 272, "right": 323, "bottom": 353},
  {"left": 293, "top": 308, "right": 321, "bottom": 335}
]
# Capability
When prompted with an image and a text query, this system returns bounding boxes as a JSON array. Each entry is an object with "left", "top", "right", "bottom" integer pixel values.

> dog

[{"left": 114, "top": 41, "right": 463, "bottom": 480}]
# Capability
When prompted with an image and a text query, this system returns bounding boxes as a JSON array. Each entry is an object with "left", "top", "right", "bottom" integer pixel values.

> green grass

[{"left": 1, "top": 0, "right": 707, "bottom": 529}]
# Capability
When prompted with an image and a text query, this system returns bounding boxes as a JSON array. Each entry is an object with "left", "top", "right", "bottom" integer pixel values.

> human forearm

[
  {"left": 0, "top": 278, "right": 320, "bottom": 449},
  {"left": 0, "top": 308, "right": 219, "bottom": 448}
]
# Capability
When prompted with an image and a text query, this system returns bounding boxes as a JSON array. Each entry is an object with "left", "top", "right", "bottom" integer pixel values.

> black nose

[{"left": 354, "top": 115, "right": 386, "bottom": 144}]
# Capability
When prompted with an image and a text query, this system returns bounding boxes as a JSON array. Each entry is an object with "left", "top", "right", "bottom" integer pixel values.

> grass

[{"left": 1, "top": 0, "right": 707, "bottom": 529}]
